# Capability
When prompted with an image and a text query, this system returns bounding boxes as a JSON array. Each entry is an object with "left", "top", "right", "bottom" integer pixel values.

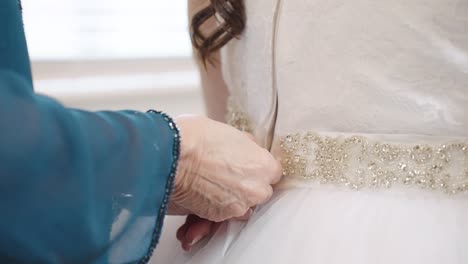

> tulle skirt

[{"left": 161, "top": 180, "right": 468, "bottom": 264}]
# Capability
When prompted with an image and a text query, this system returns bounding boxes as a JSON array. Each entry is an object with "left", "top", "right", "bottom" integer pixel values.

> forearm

[{"left": 0, "top": 70, "right": 179, "bottom": 263}]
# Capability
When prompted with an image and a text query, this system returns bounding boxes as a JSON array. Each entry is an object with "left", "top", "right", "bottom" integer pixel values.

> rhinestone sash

[
  {"left": 279, "top": 132, "right": 468, "bottom": 195},
  {"left": 227, "top": 101, "right": 468, "bottom": 195}
]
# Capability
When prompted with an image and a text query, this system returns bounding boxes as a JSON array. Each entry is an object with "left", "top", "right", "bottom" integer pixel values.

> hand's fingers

[
  {"left": 234, "top": 208, "right": 253, "bottom": 221},
  {"left": 181, "top": 240, "right": 192, "bottom": 252},
  {"left": 248, "top": 185, "right": 274, "bottom": 207},
  {"left": 185, "top": 219, "right": 213, "bottom": 243},
  {"left": 176, "top": 223, "right": 189, "bottom": 242},
  {"left": 182, "top": 219, "right": 214, "bottom": 252},
  {"left": 268, "top": 158, "right": 283, "bottom": 185},
  {"left": 183, "top": 221, "right": 224, "bottom": 251},
  {"left": 176, "top": 215, "right": 200, "bottom": 242}
]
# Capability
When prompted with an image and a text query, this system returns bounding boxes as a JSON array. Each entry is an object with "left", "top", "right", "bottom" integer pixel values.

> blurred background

[
  {"left": 23, "top": 0, "right": 204, "bottom": 115},
  {"left": 22, "top": 0, "right": 198, "bottom": 261}
]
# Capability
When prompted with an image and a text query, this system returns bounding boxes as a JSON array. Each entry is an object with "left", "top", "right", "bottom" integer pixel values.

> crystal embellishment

[
  {"left": 280, "top": 132, "right": 468, "bottom": 195},
  {"left": 226, "top": 99, "right": 468, "bottom": 195},
  {"left": 226, "top": 98, "right": 254, "bottom": 133}
]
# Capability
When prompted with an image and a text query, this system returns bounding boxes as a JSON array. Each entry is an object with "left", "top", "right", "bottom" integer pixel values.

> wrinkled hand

[{"left": 168, "top": 115, "right": 282, "bottom": 222}]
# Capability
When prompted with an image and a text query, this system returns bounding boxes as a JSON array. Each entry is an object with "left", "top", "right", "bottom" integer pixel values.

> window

[
  {"left": 22, "top": 0, "right": 203, "bottom": 115},
  {"left": 22, "top": 0, "right": 191, "bottom": 60}
]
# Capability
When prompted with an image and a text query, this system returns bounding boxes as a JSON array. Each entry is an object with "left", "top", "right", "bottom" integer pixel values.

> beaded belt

[
  {"left": 226, "top": 100, "right": 468, "bottom": 195},
  {"left": 279, "top": 132, "right": 468, "bottom": 195}
]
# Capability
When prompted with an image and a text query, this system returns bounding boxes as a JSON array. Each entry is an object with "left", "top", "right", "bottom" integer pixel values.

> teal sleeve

[
  {"left": 0, "top": 70, "right": 180, "bottom": 264},
  {"left": 0, "top": 0, "right": 181, "bottom": 263}
]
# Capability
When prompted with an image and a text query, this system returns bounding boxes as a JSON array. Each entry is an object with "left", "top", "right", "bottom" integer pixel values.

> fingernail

[
  {"left": 190, "top": 236, "right": 203, "bottom": 246},
  {"left": 183, "top": 242, "right": 194, "bottom": 252}
]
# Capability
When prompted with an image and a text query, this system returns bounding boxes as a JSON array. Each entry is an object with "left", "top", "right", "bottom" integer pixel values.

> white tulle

[{"left": 171, "top": 184, "right": 468, "bottom": 264}]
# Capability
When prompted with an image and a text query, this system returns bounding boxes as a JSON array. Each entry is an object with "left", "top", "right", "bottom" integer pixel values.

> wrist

[
  {"left": 169, "top": 155, "right": 196, "bottom": 215},
  {"left": 171, "top": 116, "right": 199, "bottom": 206}
]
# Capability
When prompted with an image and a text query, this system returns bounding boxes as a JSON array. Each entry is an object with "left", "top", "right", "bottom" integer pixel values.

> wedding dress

[{"left": 171, "top": 0, "right": 468, "bottom": 263}]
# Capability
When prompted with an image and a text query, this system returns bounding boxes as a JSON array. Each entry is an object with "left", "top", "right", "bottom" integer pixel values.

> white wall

[{"left": 32, "top": 58, "right": 204, "bottom": 116}]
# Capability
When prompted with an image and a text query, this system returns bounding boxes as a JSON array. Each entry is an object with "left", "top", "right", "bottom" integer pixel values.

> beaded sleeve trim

[{"left": 140, "top": 110, "right": 181, "bottom": 264}]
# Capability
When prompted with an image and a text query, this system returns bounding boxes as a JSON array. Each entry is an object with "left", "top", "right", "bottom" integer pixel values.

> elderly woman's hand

[
  {"left": 168, "top": 115, "right": 282, "bottom": 222},
  {"left": 175, "top": 212, "right": 252, "bottom": 252}
]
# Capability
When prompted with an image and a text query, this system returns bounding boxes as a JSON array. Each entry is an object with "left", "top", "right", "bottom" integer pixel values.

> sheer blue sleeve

[
  {"left": 0, "top": 70, "right": 180, "bottom": 263},
  {"left": 0, "top": 0, "right": 180, "bottom": 263}
]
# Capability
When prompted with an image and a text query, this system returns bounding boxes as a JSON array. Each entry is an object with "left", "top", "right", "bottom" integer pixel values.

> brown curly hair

[{"left": 190, "top": 0, "right": 246, "bottom": 64}]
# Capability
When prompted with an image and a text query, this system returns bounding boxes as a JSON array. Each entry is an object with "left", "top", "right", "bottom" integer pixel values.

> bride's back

[
  {"left": 221, "top": 0, "right": 468, "bottom": 142},
  {"left": 167, "top": 2, "right": 468, "bottom": 263}
]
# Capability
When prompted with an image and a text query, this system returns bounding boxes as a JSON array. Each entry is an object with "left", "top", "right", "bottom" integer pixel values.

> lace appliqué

[{"left": 280, "top": 132, "right": 468, "bottom": 195}]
